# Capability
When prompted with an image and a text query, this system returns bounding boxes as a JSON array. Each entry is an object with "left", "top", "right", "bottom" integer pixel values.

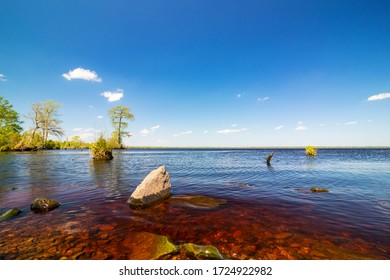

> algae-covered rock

[
  {"left": 0, "top": 208, "right": 22, "bottom": 221},
  {"left": 31, "top": 198, "right": 61, "bottom": 213},
  {"left": 310, "top": 187, "right": 329, "bottom": 193},
  {"left": 171, "top": 195, "right": 227, "bottom": 209},
  {"left": 183, "top": 243, "right": 224, "bottom": 260},
  {"left": 122, "top": 231, "right": 179, "bottom": 259}
]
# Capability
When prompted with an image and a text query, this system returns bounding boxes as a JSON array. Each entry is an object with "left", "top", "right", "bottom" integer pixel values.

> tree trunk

[
  {"left": 266, "top": 152, "right": 274, "bottom": 165},
  {"left": 118, "top": 115, "right": 122, "bottom": 148}
]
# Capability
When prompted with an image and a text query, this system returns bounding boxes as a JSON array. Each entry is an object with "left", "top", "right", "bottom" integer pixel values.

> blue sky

[{"left": 1, "top": 0, "right": 389, "bottom": 147}]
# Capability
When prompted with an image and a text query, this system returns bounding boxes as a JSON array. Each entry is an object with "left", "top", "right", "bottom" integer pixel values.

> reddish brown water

[{"left": 1, "top": 192, "right": 388, "bottom": 260}]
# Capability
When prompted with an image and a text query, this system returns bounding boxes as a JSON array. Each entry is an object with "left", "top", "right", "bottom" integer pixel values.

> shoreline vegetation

[{"left": 0, "top": 96, "right": 134, "bottom": 153}]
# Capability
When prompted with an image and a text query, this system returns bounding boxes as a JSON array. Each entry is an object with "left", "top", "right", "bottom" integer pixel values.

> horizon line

[{"left": 123, "top": 145, "right": 390, "bottom": 149}]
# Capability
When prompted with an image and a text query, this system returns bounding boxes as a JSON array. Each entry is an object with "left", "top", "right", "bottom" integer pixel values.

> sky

[{"left": 1, "top": 0, "right": 389, "bottom": 147}]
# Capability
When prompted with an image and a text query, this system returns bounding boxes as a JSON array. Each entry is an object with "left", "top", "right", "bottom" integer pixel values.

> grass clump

[
  {"left": 305, "top": 145, "right": 317, "bottom": 156},
  {"left": 90, "top": 135, "right": 113, "bottom": 160}
]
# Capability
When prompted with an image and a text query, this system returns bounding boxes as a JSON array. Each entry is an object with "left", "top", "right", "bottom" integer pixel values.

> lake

[{"left": 0, "top": 148, "right": 389, "bottom": 259}]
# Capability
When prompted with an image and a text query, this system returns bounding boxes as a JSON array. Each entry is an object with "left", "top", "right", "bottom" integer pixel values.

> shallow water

[{"left": 0, "top": 148, "right": 389, "bottom": 259}]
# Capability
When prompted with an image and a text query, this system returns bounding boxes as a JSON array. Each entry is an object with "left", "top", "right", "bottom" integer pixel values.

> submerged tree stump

[{"left": 266, "top": 152, "right": 274, "bottom": 165}]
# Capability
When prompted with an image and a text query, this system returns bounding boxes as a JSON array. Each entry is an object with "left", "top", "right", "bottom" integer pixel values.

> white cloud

[
  {"left": 217, "top": 128, "right": 247, "bottom": 134},
  {"left": 73, "top": 133, "right": 95, "bottom": 142},
  {"left": 0, "top": 74, "right": 7, "bottom": 81},
  {"left": 203, "top": 130, "right": 209, "bottom": 134},
  {"left": 275, "top": 125, "right": 284, "bottom": 130},
  {"left": 141, "top": 129, "right": 150, "bottom": 136},
  {"left": 141, "top": 125, "right": 160, "bottom": 136},
  {"left": 258, "top": 97, "right": 269, "bottom": 102},
  {"left": 295, "top": 122, "right": 307, "bottom": 131},
  {"left": 173, "top": 131, "right": 193, "bottom": 137},
  {"left": 232, "top": 124, "right": 237, "bottom": 127},
  {"left": 101, "top": 89, "right": 124, "bottom": 102},
  {"left": 70, "top": 128, "right": 101, "bottom": 142},
  {"left": 320, "top": 123, "right": 326, "bottom": 127},
  {"left": 367, "top": 93, "right": 390, "bottom": 101},
  {"left": 345, "top": 121, "right": 357, "bottom": 125},
  {"left": 97, "top": 115, "right": 104, "bottom": 119},
  {"left": 62, "top": 67, "right": 102, "bottom": 82}
]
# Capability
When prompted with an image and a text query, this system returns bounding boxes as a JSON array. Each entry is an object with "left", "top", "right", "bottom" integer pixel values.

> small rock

[
  {"left": 31, "top": 198, "right": 61, "bottom": 213},
  {"left": 0, "top": 208, "right": 22, "bottom": 221},
  {"left": 183, "top": 243, "right": 224, "bottom": 260},
  {"left": 127, "top": 166, "right": 172, "bottom": 209},
  {"left": 310, "top": 187, "right": 329, "bottom": 193}
]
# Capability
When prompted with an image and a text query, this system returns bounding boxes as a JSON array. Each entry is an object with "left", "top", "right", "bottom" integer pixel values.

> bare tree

[{"left": 27, "top": 101, "right": 64, "bottom": 148}]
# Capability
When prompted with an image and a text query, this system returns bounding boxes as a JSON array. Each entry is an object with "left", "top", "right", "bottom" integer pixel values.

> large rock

[
  {"left": 127, "top": 166, "right": 172, "bottom": 209},
  {"left": 31, "top": 198, "right": 61, "bottom": 213}
]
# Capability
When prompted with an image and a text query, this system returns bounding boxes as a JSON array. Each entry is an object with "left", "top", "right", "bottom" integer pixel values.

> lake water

[{"left": 1, "top": 148, "right": 389, "bottom": 259}]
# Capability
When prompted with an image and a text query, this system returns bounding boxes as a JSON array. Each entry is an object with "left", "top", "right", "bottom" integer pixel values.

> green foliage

[
  {"left": 0, "top": 97, "right": 23, "bottom": 151},
  {"left": 14, "top": 130, "right": 43, "bottom": 150},
  {"left": 305, "top": 145, "right": 317, "bottom": 156},
  {"left": 108, "top": 105, "right": 135, "bottom": 148},
  {"left": 45, "top": 140, "right": 61, "bottom": 150},
  {"left": 90, "top": 135, "right": 113, "bottom": 160}
]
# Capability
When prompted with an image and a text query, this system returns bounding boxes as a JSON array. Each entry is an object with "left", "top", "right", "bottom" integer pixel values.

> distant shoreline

[
  {"left": 123, "top": 146, "right": 390, "bottom": 150},
  {"left": 2, "top": 146, "right": 389, "bottom": 153}
]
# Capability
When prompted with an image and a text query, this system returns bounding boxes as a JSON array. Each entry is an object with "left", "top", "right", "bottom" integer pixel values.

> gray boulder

[{"left": 127, "top": 166, "right": 172, "bottom": 209}]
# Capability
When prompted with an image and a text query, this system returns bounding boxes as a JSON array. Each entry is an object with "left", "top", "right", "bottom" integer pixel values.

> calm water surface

[{"left": 1, "top": 149, "right": 389, "bottom": 259}]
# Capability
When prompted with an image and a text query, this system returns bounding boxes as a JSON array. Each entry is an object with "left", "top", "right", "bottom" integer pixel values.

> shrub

[
  {"left": 90, "top": 135, "right": 113, "bottom": 160},
  {"left": 305, "top": 145, "right": 317, "bottom": 156}
]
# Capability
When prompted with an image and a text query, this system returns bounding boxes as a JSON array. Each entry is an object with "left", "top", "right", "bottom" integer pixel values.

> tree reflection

[{"left": 89, "top": 153, "right": 129, "bottom": 197}]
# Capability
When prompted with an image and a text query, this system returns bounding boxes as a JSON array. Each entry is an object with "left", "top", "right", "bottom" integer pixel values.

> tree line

[{"left": 0, "top": 96, "right": 134, "bottom": 151}]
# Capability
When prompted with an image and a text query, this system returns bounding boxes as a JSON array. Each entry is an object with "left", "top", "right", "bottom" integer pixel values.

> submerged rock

[
  {"left": 0, "top": 208, "right": 22, "bottom": 221},
  {"left": 127, "top": 166, "right": 172, "bottom": 209},
  {"left": 31, "top": 198, "right": 61, "bottom": 213},
  {"left": 183, "top": 243, "right": 224, "bottom": 260},
  {"left": 310, "top": 187, "right": 329, "bottom": 193},
  {"left": 122, "top": 231, "right": 179, "bottom": 259},
  {"left": 225, "top": 181, "right": 256, "bottom": 189},
  {"left": 171, "top": 195, "right": 227, "bottom": 209}
]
